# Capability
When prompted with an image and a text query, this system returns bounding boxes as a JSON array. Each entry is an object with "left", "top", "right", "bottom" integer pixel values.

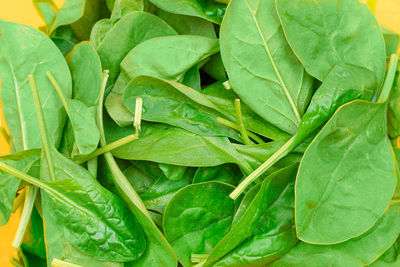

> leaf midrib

[{"left": 246, "top": 0, "right": 301, "bottom": 125}]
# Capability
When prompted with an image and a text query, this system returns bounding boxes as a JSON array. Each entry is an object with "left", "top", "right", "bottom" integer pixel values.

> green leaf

[
  {"left": 203, "top": 164, "right": 298, "bottom": 267},
  {"left": 89, "top": 19, "right": 113, "bottom": 48},
  {"left": 388, "top": 70, "right": 400, "bottom": 139},
  {"left": 110, "top": 0, "right": 144, "bottom": 22},
  {"left": 163, "top": 181, "right": 239, "bottom": 267},
  {"left": 382, "top": 27, "right": 400, "bottom": 59},
  {"left": 20, "top": 206, "right": 46, "bottom": 259},
  {"left": 96, "top": 11, "right": 177, "bottom": 84},
  {"left": 0, "top": 150, "right": 40, "bottom": 226},
  {"left": 156, "top": 9, "right": 216, "bottom": 38},
  {"left": 122, "top": 76, "right": 241, "bottom": 140},
  {"left": 107, "top": 121, "right": 252, "bottom": 173},
  {"left": 0, "top": 20, "right": 72, "bottom": 152},
  {"left": 159, "top": 164, "right": 188, "bottom": 181},
  {"left": 193, "top": 164, "right": 242, "bottom": 185},
  {"left": 275, "top": 0, "right": 386, "bottom": 87},
  {"left": 148, "top": 0, "right": 226, "bottom": 24},
  {"left": 271, "top": 206, "right": 400, "bottom": 267},
  {"left": 296, "top": 100, "right": 397, "bottom": 244},
  {"left": 220, "top": 0, "right": 312, "bottom": 134},
  {"left": 27, "top": 74, "right": 146, "bottom": 263},
  {"left": 140, "top": 168, "right": 194, "bottom": 213}
]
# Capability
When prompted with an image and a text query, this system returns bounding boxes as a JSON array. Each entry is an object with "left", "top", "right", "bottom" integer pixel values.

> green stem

[
  {"left": 12, "top": 185, "right": 38, "bottom": 249},
  {"left": 216, "top": 117, "right": 265, "bottom": 144},
  {"left": 97, "top": 71, "right": 150, "bottom": 218},
  {"left": 230, "top": 136, "right": 296, "bottom": 200},
  {"left": 377, "top": 54, "right": 399, "bottom": 103},
  {"left": 223, "top": 80, "right": 232, "bottom": 90},
  {"left": 234, "top": 99, "right": 252, "bottom": 145},
  {"left": 52, "top": 259, "right": 83, "bottom": 267},
  {"left": 75, "top": 134, "right": 138, "bottom": 164},
  {"left": 46, "top": 72, "right": 69, "bottom": 113},
  {"left": 29, "top": 74, "right": 55, "bottom": 181},
  {"left": 191, "top": 254, "right": 208, "bottom": 263}
]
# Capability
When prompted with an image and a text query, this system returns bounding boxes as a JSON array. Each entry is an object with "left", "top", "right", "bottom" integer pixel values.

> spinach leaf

[
  {"left": 163, "top": 181, "right": 239, "bottom": 267},
  {"left": 107, "top": 121, "right": 252, "bottom": 173},
  {"left": 148, "top": 0, "right": 226, "bottom": 24},
  {"left": 271, "top": 206, "right": 400, "bottom": 267},
  {"left": 110, "top": 0, "right": 144, "bottom": 22},
  {"left": 158, "top": 164, "right": 187, "bottom": 181},
  {"left": 20, "top": 206, "right": 46, "bottom": 260},
  {"left": 0, "top": 20, "right": 72, "bottom": 151},
  {"left": 193, "top": 164, "right": 242, "bottom": 185},
  {"left": 296, "top": 100, "right": 397, "bottom": 244},
  {"left": 388, "top": 68, "right": 400, "bottom": 139},
  {"left": 96, "top": 11, "right": 176, "bottom": 83},
  {"left": 0, "top": 150, "right": 40, "bottom": 226},
  {"left": 203, "top": 164, "right": 298, "bottom": 267},
  {"left": 122, "top": 76, "right": 241, "bottom": 140},
  {"left": 156, "top": 9, "right": 216, "bottom": 38},
  {"left": 27, "top": 74, "right": 146, "bottom": 263},
  {"left": 140, "top": 168, "right": 194, "bottom": 214},
  {"left": 383, "top": 27, "right": 400, "bottom": 59},
  {"left": 220, "top": 0, "right": 313, "bottom": 135},
  {"left": 276, "top": 0, "right": 386, "bottom": 86}
]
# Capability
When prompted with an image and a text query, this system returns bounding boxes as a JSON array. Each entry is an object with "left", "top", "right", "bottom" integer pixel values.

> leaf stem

[
  {"left": 230, "top": 135, "right": 296, "bottom": 200},
  {"left": 216, "top": 117, "right": 265, "bottom": 144},
  {"left": 75, "top": 134, "right": 138, "bottom": 164},
  {"left": 29, "top": 74, "right": 55, "bottom": 181},
  {"left": 46, "top": 71, "right": 69, "bottom": 113},
  {"left": 97, "top": 70, "right": 150, "bottom": 218},
  {"left": 377, "top": 54, "right": 399, "bottom": 103},
  {"left": 234, "top": 99, "right": 252, "bottom": 145},
  {"left": 0, "top": 126, "right": 10, "bottom": 144},
  {"left": 191, "top": 254, "right": 208, "bottom": 263},
  {"left": 12, "top": 185, "right": 38, "bottom": 249},
  {"left": 87, "top": 158, "right": 98, "bottom": 177}
]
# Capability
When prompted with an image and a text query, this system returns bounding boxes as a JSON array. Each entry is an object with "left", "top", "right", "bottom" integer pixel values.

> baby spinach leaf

[
  {"left": 67, "top": 42, "right": 102, "bottom": 107},
  {"left": 0, "top": 20, "right": 72, "bottom": 151},
  {"left": 201, "top": 54, "right": 227, "bottom": 81},
  {"left": 122, "top": 163, "right": 159, "bottom": 194},
  {"left": 182, "top": 65, "right": 202, "bottom": 91},
  {"left": 148, "top": 0, "right": 226, "bottom": 24},
  {"left": 140, "top": 168, "right": 194, "bottom": 214},
  {"left": 107, "top": 121, "right": 252, "bottom": 173},
  {"left": 110, "top": 0, "right": 144, "bottom": 22},
  {"left": 90, "top": 18, "right": 113, "bottom": 48},
  {"left": 193, "top": 164, "right": 242, "bottom": 185},
  {"left": 203, "top": 164, "right": 298, "bottom": 267},
  {"left": 271, "top": 206, "right": 400, "bottom": 267},
  {"left": 33, "top": 0, "right": 85, "bottom": 35},
  {"left": 122, "top": 76, "right": 241, "bottom": 140},
  {"left": 276, "top": 0, "right": 386, "bottom": 86},
  {"left": 27, "top": 74, "right": 146, "bottom": 263},
  {"left": 96, "top": 11, "right": 177, "bottom": 84},
  {"left": 388, "top": 69, "right": 400, "bottom": 139},
  {"left": 158, "top": 164, "right": 187, "bottom": 181},
  {"left": 296, "top": 100, "right": 397, "bottom": 244},
  {"left": 20, "top": 206, "right": 46, "bottom": 260},
  {"left": 163, "top": 181, "right": 239, "bottom": 267},
  {"left": 220, "top": 0, "right": 312, "bottom": 135},
  {"left": 0, "top": 150, "right": 40, "bottom": 226},
  {"left": 156, "top": 9, "right": 216, "bottom": 38}
]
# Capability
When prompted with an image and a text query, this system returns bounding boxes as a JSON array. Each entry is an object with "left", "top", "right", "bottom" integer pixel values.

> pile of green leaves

[{"left": 0, "top": 0, "right": 400, "bottom": 266}]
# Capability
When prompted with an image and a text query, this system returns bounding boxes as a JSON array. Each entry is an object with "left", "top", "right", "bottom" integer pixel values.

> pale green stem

[
  {"left": 29, "top": 74, "right": 55, "bottom": 180},
  {"left": 97, "top": 71, "right": 150, "bottom": 218},
  {"left": 234, "top": 99, "right": 252, "bottom": 145},
  {"left": 52, "top": 258, "right": 83, "bottom": 267},
  {"left": 377, "top": 54, "right": 399, "bottom": 103},
  {"left": 191, "top": 254, "right": 208, "bottom": 263},
  {"left": 230, "top": 136, "right": 296, "bottom": 200},
  {"left": 216, "top": 117, "right": 265, "bottom": 144},
  {"left": 12, "top": 186, "right": 38, "bottom": 249},
  {"left": 75, "top": 134, "right": 138, "bottom": 164},
  {"left": 46, "top": 72, "right": 69, "bottom": 113},
  {"left": 223, "top": 80, "right": 232, "bottom": 90}
]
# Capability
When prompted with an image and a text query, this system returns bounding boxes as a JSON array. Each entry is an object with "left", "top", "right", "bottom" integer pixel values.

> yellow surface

[{"left": 0, "top": 0, "right": 399, "bottom": 266}]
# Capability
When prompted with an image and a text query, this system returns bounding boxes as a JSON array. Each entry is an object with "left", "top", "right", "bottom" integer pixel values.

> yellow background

[{"left": 0, "top": 0, "right": 399, "bottom": 266}]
